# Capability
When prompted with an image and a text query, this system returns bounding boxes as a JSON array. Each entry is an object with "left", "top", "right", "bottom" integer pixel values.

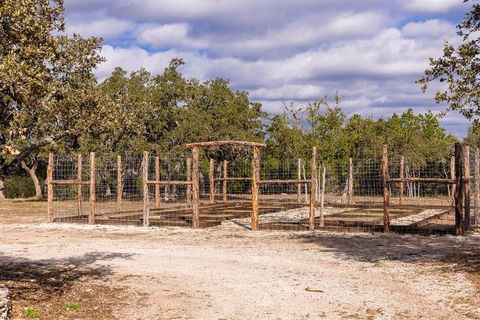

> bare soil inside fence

[{"left": 0, "top": 222, "right": 479, "bottom": 319}]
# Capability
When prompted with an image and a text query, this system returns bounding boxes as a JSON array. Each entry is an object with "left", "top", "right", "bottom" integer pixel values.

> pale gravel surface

[{"left": 1, "top": 222, "right": 480, "bottom": 319}]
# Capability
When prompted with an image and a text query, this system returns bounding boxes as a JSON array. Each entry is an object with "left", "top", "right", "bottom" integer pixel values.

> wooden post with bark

[
  {"left": 77, "top": 154, "right": 83, "bottom": 216},
  {"left": 475, "top": 147, "right": 479, "bottom": 226},
  {"left": 464, "top": 145, "right": 471, "bottom": 230},
  {"left": 117, "top": 155, "right": 122, "bottom": 212},
  {"left": 47, "top": 153, "right": 54, "bottom": 223},
  {"left": 455, "top": 143, "right": 464, "bottom": 235},
  {"left": 320, "top": 165, "right": 326, "bottom": 227},
  {"left": 155, "top": 156, "right": 161, "bottom": 207},
  {"left": 399, "top": 156, "right": 404, "bottom": 205},
  {"left": 451, "top": 156, "right": 456, "bottom": 204},
  {"left": 223, "top": 160, "right": 228, "bottom": 202},
  {"left": 192, "top": 147, "right": 200, "bottom": 228},
  {"left": 347, "top": 157, "right": 353, "bottom": 205},
  {"left": 297, "top": 158, "right": 302, "bottom": 203},
  {"left": 88, "top": 152, "right": 96, "bottom": 225},
  {"left": 142, "top": 151, "right": 150, "bottom": 227},
  {"left": 309, "top": 147, "right": 317, "bottom": 230},
  {"left": 186, "top": 158, "right": 192, "bottom": 205},
  {"left": 209, "top": 159, "right": 215, "bottom": 204},
  {"left": 251, "top": 146, "right": 260, "bottom": 231},
  {"left": 381, "top": 145, "right": 390, "bottom": 233}
]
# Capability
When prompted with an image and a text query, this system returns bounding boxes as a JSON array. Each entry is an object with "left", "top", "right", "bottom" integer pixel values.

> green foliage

[
  {"left": 63, "top": 303, "right": 81, "bottom": 312},
  {"left": 24, "top": 307, "right": 41, "bottom": 318},
  {"left": 417, "top": 0, "right": 480, "bottom": 119},
  {"left": 4, "top": 176, "right": 44, "bottom": 199}
]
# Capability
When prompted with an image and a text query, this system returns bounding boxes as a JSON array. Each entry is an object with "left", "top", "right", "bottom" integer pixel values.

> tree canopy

[{"left": 418, "top": 0, "right": 480, "bottom": 119}]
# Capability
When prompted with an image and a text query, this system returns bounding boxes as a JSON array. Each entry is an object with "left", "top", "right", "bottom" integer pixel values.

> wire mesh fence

[{"left": 45, "top": 143, "right": 479, "bottom": 235}]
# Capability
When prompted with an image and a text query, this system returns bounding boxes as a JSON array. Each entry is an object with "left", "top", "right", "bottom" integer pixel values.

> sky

[{"left": 64, "top": 0, "right": 473, "bottom": 137}]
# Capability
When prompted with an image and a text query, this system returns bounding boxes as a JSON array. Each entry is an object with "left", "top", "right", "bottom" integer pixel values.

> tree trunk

[
  {"left": 0, "top": 175, "right": 5, "bottom": 200},
  {"left": 21, "top": 161, "right": 42, "bottom": 200}
]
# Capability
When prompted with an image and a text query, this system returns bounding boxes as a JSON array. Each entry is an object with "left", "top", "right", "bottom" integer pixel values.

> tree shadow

[
  {"left": 0, "top": 251, "right": 135, "bottom": 302},
  {"left": 292, "top": 232, "right": 480, "bottom": 276}
]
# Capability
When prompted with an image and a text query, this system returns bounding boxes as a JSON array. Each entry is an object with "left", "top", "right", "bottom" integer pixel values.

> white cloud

[
  {"left": 402, "top": 19, "right": 455, "bottom": 38},
  {"left": 64, "top": 0, "right": 470, "bottom": 136},
  {"left": 404, "top": 0, "right": 459, "bottom": 13},
  {"left": 67, "top": 18, "right": 135, "bottom": 39}
]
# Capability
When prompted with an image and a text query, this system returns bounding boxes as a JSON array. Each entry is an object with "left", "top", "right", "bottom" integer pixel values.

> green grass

[
  {"left": 24, "top": 307, "right": 41, "bottom": 318},
  {"left": 63, "top": 302, "right": 81, "bottom": 312}
]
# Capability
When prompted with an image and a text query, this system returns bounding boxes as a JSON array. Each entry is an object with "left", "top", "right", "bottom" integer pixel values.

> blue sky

[{"left": 64, "top": 0, "right": 473, "bottom": 137}]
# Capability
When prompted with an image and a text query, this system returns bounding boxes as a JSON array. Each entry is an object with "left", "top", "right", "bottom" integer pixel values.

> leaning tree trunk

[
  {"left": 20, "top": 161, "right": 42, "bottom": 200},
  {"left": 0, "top": 175, "right": 5, "bottom": 200}
]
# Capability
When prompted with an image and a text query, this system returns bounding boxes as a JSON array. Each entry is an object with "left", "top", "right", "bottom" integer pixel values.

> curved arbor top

[{"left": 186, "top": 140, "right": 267, "bottom": 149}]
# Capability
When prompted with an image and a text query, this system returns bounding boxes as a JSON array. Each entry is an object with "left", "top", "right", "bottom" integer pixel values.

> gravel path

[{"left": 0, "top": 222, "right": 479, "bottom": 319}]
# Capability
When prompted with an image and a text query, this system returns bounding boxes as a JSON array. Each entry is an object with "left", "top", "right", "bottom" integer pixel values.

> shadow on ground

[
  {"left": 0, "top": 251, "right": 135, "bottom": 302},
  {"left": 292, "top": 232, "right": 480, "bottom": 277}
]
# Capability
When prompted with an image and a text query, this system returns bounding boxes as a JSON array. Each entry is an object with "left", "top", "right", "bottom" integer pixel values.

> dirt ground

[{"left": 1, "top": 201, "right": 480, "bottom": 319}]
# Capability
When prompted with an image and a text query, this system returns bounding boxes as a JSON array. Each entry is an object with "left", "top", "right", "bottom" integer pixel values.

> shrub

[{"left": 4, "top": 176, "right": 44, "bottom": 199}]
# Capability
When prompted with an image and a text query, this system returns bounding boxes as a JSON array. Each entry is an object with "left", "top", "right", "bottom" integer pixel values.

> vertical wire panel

[
  {"left": 52, "top": 154, "right": 90, "bottom": 223},
  {"left": 258, "top": 159, "right": 311, "bottom": 231}
]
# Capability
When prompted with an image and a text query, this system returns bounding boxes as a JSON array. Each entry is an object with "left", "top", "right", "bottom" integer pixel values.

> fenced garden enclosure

[{"left": 47, "top": 141, "right": 478, "bottom": 235}]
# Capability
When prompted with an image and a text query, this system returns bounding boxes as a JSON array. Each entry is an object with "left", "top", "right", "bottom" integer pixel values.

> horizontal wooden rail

[
  {"left": 146, "top": 180, "right": 193, "bottom": 185},
  {"left": 388, "top": 178, "right": 456, "bottom": 184},
  {"left": 258, "top": 179, "right": 311, "bottom": 184},
  {"left": 49, "top": 180, "right": 90, "bottom": 185},
  {"left": 213, "top": 177, "right": 251, "bottom": 181}
]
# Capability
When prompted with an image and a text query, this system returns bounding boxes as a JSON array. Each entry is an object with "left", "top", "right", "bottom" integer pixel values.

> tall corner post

[
  {"left": 88, "top": 152, "right": 96, "bottom": 225},
  {"left": 192, "top": 147, "right": 200, "bottom": 228},
  {"left": 381, "top": 144, "right": 390, "bottom": 232},
  {"left": 47, "top": 153, "right": 54, "bottom": 223},
  {"left": 251, "top": 146, "right": 260, "bottom": 231},
  {"left": 474, "top": 147, "right": 479, "bottom": 226},
  {"left": 455, "top": 143, "right": 464, "bottom": 235},
  {"left": 464, "top": 145, "right": 471, "bottom": 230},
  {"left": 347, "top": 157, "right": 353, "bottom": 205},
  {"left": 309, "top": 147, "right": 317, "bottom": 231},
  {"left": 142, "top": 151, "right": 150, "bottom": 227}
]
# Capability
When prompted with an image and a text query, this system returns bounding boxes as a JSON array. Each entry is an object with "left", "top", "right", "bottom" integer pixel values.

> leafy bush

[{"left": 4, "top": 176, "right": 44, "bottom": 199}]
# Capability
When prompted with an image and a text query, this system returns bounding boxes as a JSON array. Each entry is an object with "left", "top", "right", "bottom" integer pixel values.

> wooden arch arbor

[{"left": 186, "top": 140, "right": 267, "bottom": 230}]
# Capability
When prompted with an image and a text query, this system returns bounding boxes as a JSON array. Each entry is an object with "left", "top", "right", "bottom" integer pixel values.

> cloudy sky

[{"left": 65, "top": 0, "right": 472, "bottom": 136}]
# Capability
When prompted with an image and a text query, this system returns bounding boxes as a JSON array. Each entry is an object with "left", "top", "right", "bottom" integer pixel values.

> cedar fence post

[
  {"left": 475, "top": 147, "right": 479, "bottom": 226},
  {"left": 192, "top": 147, "right": 200, "bottom": 228},
  {"left": 209, "top": 159, "right": 215, "bottom": 204},
  {"left": 309, "top": 147, "right": 317, "bottom": 230},
  {"left": 117, "top": 155, "right": 122, "bottom": 212},
  {"left": 464, "top": 145, "right": 471, "bottom": 230},
  {"left": 223, "top": 160, "right": 228, "bottom": 202},
  {"left": 251, "top": 146, "right": 260, "bottom": 231},
  {"left": 382, "top": 145, "right": 390, "bottom": 232},
  {"left": 47, "top": 153, "right": 54, "bottom": 223},
  {"left": 155, "top": 156, "right": 161, "bottom": 207},
  {"left": 455, "top": 143, "right": 464, "bottom": 235},
  {"left": 77, "top": 154, "right": 82, "bottom": 216},
  {"left": 297, "top": 158, "right": 302, "bottom": 203},
  {"left": 451, "top": 156, "right": 456, "bottom": 205},
  {"left": 186, "top": 158, "right": 192, "bottom": 205},
  {"left": 88, "top": 152, "right": 96, "bottom": 225},
  {"left": 142, "top": 151, "right": 150, "bottom": 227},
  {"left": 320, "top": 165, "right": 326, "bottom": 227},
  {"left": 399, "top": 156, "right": 404, "bottom": 205},
  {"left": 348, "top": 157, "right": 353, "bottom": 205}
]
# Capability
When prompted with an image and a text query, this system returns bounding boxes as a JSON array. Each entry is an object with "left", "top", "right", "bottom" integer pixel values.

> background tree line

[{"left": 0, "top": 0, "right": 478, "bottom": 199}]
